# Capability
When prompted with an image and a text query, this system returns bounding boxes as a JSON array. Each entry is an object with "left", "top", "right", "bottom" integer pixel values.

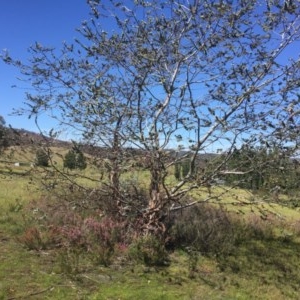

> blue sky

[
  {"left": 0, "top": 0, "right": 91, "bottom": 132},
  {"left": 1, "top": 1, "right": 299, "bottom": 152}
]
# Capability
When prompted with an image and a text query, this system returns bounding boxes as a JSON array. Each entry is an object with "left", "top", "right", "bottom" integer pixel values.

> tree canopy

[{"left": 2, "top": 0, "right": 300, "bottom": 235}]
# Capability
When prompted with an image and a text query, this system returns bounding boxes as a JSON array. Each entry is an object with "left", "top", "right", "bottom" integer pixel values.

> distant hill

[
  {"left": 7, "top": 128, "right": 71, "bottom": 148},
  {"left": 6, "top": 128, "right": 219, "bottom": 163}
]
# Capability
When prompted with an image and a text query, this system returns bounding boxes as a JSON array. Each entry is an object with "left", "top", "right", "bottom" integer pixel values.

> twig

[{"left": 7, "top": 286, "right": 54, "bottom": 300}]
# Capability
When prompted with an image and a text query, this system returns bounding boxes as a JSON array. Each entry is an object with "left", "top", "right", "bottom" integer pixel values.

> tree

[
  {"left": 181, "top": 160, "right": 191, "bottom": 178},
  {"left": 221, "top": 145, "right": 268, "bottom": 189},
  {"left": 3, "top": 0, "right": 300, "bottom": 237},
  {"left": 63, "top": 150, "right": 77, "bottom": 170},
  {"left": 221, "top": 143, "right": 300, "bottom": 192},
  {"left": 76, "top": 150, "right": 87, "bottom": 170},
  {"left": 174, "top": 162, "right": 181, "bottom": 181},
  {"left": 0, "top": 115, "right": 9, "bottom": 153},
  {"left": 64, "top": 148, "right": 87, "bottom": 170},
  {"left": 35, "top": 148, "right": 49, "bottom": 167}
]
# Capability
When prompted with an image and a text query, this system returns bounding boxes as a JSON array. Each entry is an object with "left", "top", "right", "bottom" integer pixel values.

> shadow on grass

[{"left": 217, "top": 236, "right": 300, "bottom": 290}]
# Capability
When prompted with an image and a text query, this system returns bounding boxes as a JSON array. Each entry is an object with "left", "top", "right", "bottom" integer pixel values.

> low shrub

[
  {"left": 245, "top": 214, "right": 275, "bottom": 240},
  {"left": 58, "top": 247, "right": 82, "bottom": 275},
  {"left": 50, "top": 215, "right": 130, "bottom": 268},
  {"left": 18, "top": 225, "right": 62, "bottom": 250},
  {"left": 168, "top": 202, "right": 287, "bottom": 257},
  {"left": 83, "top": 216, "right": 128, "bottom": 266},
  {"left": 169, "top": 204, "right": 236, "bottom": 257},
  {"left": 186, "top": 247, "right": 200, "bottom": 278},
  {"left": 128, "top": 234, "right": 169, "bottom": 266},
  {"left": 18, "top": 226, "right": 42, "bottom": 250},
  {"left": 20, "top": 196, "right": 132, "bottom": 269}
]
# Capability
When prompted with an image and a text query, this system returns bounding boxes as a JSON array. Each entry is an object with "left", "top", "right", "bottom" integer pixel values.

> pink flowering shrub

[
  {"left": 57, "top": 215, "right": 129, "bottom": 267},
  {"left": 20, "top": 194, "right": 134, "bottom": 272},
  {"left": 83, "top": 216, "right": 128, "bottom": 266}
]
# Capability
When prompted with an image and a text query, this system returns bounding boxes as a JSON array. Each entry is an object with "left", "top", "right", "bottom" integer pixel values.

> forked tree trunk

[
  {"left": 142, "top": 159, "right": 167, "bottom": 238},
  {"left": 142, "top": 207, "right": 166, "bottom": 238},
  {"left": 109, "top": 127, "right": 122, "bottom": 216}
]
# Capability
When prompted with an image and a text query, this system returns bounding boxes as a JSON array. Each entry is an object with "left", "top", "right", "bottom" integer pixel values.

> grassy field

[
  {"left": 1, "top": 147, "right": 300, "bottom": 299},
  {"left": 1, "top": 209, "right": 300, "bottom": 300}
]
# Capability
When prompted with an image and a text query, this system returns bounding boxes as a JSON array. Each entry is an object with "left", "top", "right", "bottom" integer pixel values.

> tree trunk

[
  {"left": 109, "top": 127, "right": 122, "bottom": 216},
  {"left": 142, "top": 155, "right": 167, "bottom": 238}
]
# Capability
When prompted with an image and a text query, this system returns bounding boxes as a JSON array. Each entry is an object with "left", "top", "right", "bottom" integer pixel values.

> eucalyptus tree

[{"left": 2, "top": 0, "right": 300, "bottom": 236}]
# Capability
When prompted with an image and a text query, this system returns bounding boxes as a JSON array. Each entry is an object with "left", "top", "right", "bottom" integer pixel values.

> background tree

[
  {"left": 222, "top": 145, "right": 267, "bottom": 190},
  {"left": 35, "top": 148, "right": 49, "bottom": 167},
  {"left": 63, "top": 150, "right": 77, "bottom": 170},
  {"left": 2, "top": 0, "right": 300, "bottom": 237},
  {"left": 64, "top": 145, "right": 87, "bottom": 170},
  {"left": 76, "top": 150, "right": 87, "bottom": 170},
  {"left": 174, "top": 162, "right": 181, "bottom": 181},
  {"left": 0, "top": 115, "right": 9, "bottom": 154},
  {"left": 181, "top": 160, "right": 191, "bottom": 179},
  {"left": 221, "top": 143, "right": 300, "bottom": 192}
]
